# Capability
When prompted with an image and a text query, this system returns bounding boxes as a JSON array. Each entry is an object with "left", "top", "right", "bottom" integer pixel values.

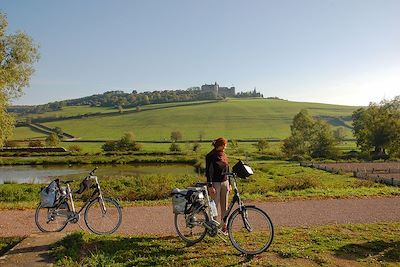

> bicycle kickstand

[{"left": 216, "top": 230, "right": 229, "bottom": 243}]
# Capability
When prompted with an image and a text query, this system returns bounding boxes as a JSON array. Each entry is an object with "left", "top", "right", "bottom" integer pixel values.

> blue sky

[{"left": 2, "top": 0, "right": 399, "bottom": 106}]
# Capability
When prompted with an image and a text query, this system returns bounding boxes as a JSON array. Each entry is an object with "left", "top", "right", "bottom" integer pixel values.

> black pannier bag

[
  {"left": 40, "top": 179, "right": 60, "bottom": 208},
  {"left": 232, "top": 160, "right": 254, "bottom": 179}
]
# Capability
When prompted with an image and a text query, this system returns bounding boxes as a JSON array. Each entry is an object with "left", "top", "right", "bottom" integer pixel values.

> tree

[
  {"left": 309, "top": 120, "right": 338, "bottom": 158},
  {"left": 333, "top": 127, "right": 346, "bottom": 143},
  {"left": 46, "top": 133, "right": 60, "bottom": 146},
  {"left": 170, "top": 131, "right": 182, "bottom": 142},
  {"left": 352, "top": 96, "right": 400, "bottom": 157},
  {"left": 282, "top": 110, "right": 338, "bottom": 159},
  {"left": 254, "top": 138, "right": 269, "bottom": 153},
  {"left": 282, "top": 110, "right": 314, "bottom": 156},
  {"left": 0, "top": 13, "right": 40, "bottom": 147}
]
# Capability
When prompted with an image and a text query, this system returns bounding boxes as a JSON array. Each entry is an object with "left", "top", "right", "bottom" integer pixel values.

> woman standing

[{"left": 205, "top": 137, "right": 230, "bottom": 233}]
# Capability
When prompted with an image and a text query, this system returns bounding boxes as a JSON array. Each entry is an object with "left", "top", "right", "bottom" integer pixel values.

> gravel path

[{"left": 1, "top": 196, "right": 400, "bottom": 237}]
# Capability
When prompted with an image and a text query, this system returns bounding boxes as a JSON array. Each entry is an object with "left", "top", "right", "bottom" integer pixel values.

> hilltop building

[{"left": 201, "top": 82, "right": 235, "bottom": 97}]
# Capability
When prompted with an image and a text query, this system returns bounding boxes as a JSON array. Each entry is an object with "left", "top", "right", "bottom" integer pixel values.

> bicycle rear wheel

[
  {"left": 84, "top": 197, "right": 122, "bottom": 234},
  {"left": 228, "top": 206, "right": 274, "bottom": 255},
  {"left": 35, "top": 202, "right": 70, "bottom": 232},
  {"left": 174, "top": 209, "right": 208, "bottom": 245}
]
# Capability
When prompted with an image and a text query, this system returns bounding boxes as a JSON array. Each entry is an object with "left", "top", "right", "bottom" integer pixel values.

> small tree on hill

[
  {"left": 171, "top": 131, "right": 183, "bottom": 142},
  {"left": 46, "top": 133, "right": 60, "bottom": 146}
]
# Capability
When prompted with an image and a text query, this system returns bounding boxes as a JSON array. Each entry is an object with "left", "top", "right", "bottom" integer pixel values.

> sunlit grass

[{"left": 52, "top": 222, "right": 400, "bottom": 266}]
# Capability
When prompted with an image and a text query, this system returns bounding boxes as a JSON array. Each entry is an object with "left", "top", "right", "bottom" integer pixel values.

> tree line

[
  {"left": 10, "top": 88, "right": 266, "bottom": 116},
  {"left": 282, "top": 96, "right": 400, "bottom": 160}
]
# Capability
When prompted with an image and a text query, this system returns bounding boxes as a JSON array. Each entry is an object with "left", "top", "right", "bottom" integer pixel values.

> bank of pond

[{"left": 1, "top": 161, "right": 400, "bottom": 208}]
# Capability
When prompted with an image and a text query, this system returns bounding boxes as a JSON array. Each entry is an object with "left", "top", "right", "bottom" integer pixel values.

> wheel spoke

[
  {"left": 175, "top": 209, "right": 208, "bottom": 244},
  {"left": 228, "top": 206, "right": 274, "bottom": 255},
  {"left": 35, "top": 204, "right": 69, "bottom": 232},
  {"left": 84, "top": 197, "right": 122, "bottom": 235}
]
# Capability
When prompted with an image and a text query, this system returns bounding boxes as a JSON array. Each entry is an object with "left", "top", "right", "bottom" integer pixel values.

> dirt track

[{"left": 1, "top": 196, "right": 400, "bottom": 237}]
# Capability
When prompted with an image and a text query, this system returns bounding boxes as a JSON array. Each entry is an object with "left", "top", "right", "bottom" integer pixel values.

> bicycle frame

[
  {"left": 221, "top": 174, "right": 244, "bottom": 224},
  {"left": 57, "top": 175, "right": 105, "bottom": 217},
  {"left": 199, "top": 173, "right": 252, "bottom": 232}
]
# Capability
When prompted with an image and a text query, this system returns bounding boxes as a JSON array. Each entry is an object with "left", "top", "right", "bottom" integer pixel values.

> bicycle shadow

[
  {"left": 52, "top": 232, "right": 259, "bottom": 266},
  {"left": 52, "top": 232, "right": 188, "bottom": 265},
  {"left": 334, "top": 240, "right": 400, "bottom": 263}
]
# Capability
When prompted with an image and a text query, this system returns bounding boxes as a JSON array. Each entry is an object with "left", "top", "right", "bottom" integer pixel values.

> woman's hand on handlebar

[{"left": 208, "top": 186, "right": 216, "bottom": 197}]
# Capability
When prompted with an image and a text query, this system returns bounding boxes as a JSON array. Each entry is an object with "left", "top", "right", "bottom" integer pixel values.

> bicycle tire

[
  {"left": 174, "top": 208, "right": 208, "bottom": 245},
  {"left": 35, "top": 202, "right": 70, "bottom": 232},
  {"left": 227, "top": 205, "right": 274, "bottom": 255},
  {"left": 84, "top": 197, "right": 122, "bottom": 235}
]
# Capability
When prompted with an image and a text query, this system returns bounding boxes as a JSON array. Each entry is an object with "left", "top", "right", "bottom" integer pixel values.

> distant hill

[{"left": 12, "top": 98, "right": 358, "bottom": 142}]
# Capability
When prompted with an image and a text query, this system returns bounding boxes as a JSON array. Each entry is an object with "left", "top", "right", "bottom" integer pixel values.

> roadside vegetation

[
  {"left": 51, "top": 222, "right": 400, "bottom": 266},
  {"left": 1, "top": 161, "right": 399, "bottom": 209}
]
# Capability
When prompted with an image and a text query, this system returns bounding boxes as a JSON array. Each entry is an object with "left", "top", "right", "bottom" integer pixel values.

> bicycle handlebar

[
  {"left": 89, "top": 167, "right": 98, "bottom": 176},
  {"left": 222, "top": 172, "right": 236, "bottom": 177}
]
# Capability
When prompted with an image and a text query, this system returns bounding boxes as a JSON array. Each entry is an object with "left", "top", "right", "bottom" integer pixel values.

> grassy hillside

[{"left": 30, "top": 99, "right": 357, "bottom": 141}]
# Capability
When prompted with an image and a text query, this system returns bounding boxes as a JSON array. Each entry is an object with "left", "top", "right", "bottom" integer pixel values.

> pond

[{"left": 0, "top": 164, "right": 197, "bottom": 184}]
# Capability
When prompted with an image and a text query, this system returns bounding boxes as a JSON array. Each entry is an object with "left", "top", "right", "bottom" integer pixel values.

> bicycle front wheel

[
  {"left": 228, "top": 206, "right": 274, "bottom": 255},
  {"left": 84, "top": 197, "right": 122, "bottom": 234},
  {"left": 35, "top": 202, "right": 70, "bottom": 232},
  {"left": 174, "top": 208, "right": 208, "bottom": 245}
]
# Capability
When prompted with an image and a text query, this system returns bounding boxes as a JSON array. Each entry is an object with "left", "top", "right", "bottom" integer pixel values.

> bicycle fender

[{"left": 107, "top": 197, "right": 123, "bottom": 209}]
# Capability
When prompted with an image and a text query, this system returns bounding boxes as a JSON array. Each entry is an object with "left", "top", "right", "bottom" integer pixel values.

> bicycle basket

[
  {"left": 40, "top": 179, "right": 60, "bottom": 208},
  {"left": 232, "top": 160, "right": 253, "bottom": 179}
]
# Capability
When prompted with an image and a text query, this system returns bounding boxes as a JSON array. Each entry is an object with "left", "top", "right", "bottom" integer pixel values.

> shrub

[
  {"left": 101, "top": 133, "right": 142, "bottom": 152},
  {"left": 169, "top": 143, "right": 181, "bottom": 152},
  {"left": 46, "top": 133, "right": 60, "bottom": 146},
  {"left": 68, "top": 145, "right": 82, "bottom": 153},
  {"left": 253, "top": 139, "right": 269, "bottom": 153},
  {"left": 4, "top": 140, "right": 20, "bottom": 147},
  {"left": 28, "top": 140, "right": 43, "bottom": 147},
  {"left": 273, "top": 175, "right": 320, "bottom": 192},
  {"left": 192, "top": 143, "right": 201, "bottom": 152}
]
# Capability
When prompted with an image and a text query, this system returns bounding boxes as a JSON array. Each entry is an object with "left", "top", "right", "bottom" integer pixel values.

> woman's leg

[
  {"left": 219, "top": 180, "right": 229, "bottom": 220},
  {"left": 212, "top": 182, "right": 221, "bottom": 220}
]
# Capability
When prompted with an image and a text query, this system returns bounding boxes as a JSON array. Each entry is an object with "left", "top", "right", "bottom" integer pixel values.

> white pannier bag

[
  {"left": 171, "top": 188, "right": 188, "bottom": 214},
  {"left": 40, "top": 179, "right": 59, "bottom": 208}
]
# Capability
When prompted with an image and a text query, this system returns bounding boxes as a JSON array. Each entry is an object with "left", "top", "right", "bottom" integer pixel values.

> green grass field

[
  {"left": 11, "top": 99, "right": 357, "bottom": 142},
  {"left": 52, "top": 222, "right": 400, "bottom": 266}
]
